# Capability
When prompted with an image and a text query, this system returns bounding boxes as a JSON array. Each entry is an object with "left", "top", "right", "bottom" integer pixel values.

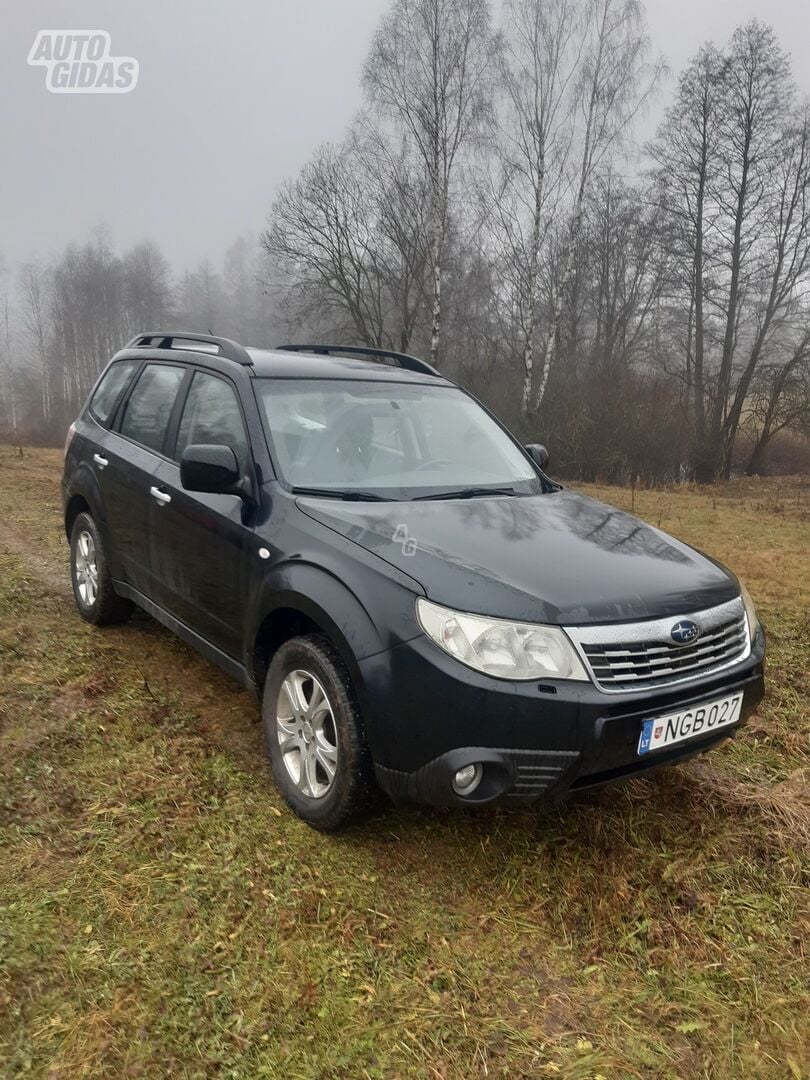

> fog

[
  {"left": 2, "top": 0, "right": 810, "bottom": 479},
  {"left": 2, "top": 0, "right": 809, "bottom": 270}
]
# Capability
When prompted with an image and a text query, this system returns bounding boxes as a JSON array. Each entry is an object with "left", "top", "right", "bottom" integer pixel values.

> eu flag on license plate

[{"left": 638, "top": 719, "right": 654, "bottom": 755}]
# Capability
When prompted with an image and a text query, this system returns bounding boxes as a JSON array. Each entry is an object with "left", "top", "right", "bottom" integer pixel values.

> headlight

[
  {"left": 416, "top": 598, "right": 588, "bottom": 681},
  {"left": 739, "top": 581, "right": 759, "bottom": 643}
]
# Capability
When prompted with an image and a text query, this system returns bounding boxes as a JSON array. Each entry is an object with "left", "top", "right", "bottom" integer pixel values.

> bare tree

[
  {"left": 0, "top": 276, "right": 18, "bottom": 437},
  {"left": 3, "top": 7, "right": 809, "bottom": 474},
  {"left": 531, "top": 0, "right": 661, "bottom": 412},
  {"left": 494, "top": 0, "right": 579, "bottom": 416},
  {"left": 363, "top": 0, "right": 495, "bottom": 366},
  {"left": 262, "top": 127, "right": 435, "bottom": 352},
  {"left": 542, "top": 171, "right": 669, "bottom": 479},
  {"left": 122, "top": 241, "right": 172, "bottom": 335},
  {"left": 746, "top": 328, "right": 810, "bottom": 473},
  {"left": 707, "top": 22, "right": 797, "bottom": 478},
  {"left": 261, "top": 141, "right": 390, "bottom": 346},
  {"left": 174, "top": 259, "right": 226, "bottom": 335},
  {"left": 649, "top": 44, "right": 723, "bottom": 464},
  {"left": 49, "top": 237, "right": 124, "bottom": 419},
  {"left": 223, "top": 237, "right": 254, "bottom": 343},
  {"left": 718, "top": 107, "right": 810, "bottom": 475},
  {"left": 17, "top": 260, "right": 53, "bottom": 425},
  {"left": 353, "top": 119, "right": 434, "bottom": 352},
  {"left": 652, "top": 22, "right": 810, "bottom": 479}
]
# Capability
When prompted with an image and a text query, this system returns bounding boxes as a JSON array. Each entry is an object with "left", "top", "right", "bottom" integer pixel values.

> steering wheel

[{"left": 415, "top": 458, "right": 454, "bottom": 471}]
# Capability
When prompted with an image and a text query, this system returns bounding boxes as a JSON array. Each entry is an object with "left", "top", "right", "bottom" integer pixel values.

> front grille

[{"left": 566, "top": 598, "right": 749, "bottom": 692}]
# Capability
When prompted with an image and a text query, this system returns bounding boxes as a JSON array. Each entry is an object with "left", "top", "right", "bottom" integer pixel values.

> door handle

[
  {"left": 150, "top": 486, "right": 172, "bottom": 507},
  {"left": 93, "top": 453, "right": 108, "bottom": 469}
]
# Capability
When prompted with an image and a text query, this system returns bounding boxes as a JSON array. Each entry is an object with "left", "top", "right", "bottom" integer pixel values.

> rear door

[
  {"left": 105, "top": 362, "right": 188, "bottom": 597},
  {"left": 75, "top": 358, "right": 141, "bottom": 579},
  {"left": 149, "top": 368, "right": 256, "bottom": 659}
]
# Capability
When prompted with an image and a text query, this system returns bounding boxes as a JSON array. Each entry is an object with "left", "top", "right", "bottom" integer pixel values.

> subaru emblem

[{"left": 671, "top": 619, "right": 700, "bottom": 645}]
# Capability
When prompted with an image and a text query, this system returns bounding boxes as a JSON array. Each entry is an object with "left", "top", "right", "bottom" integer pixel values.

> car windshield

[{"left": 255, "top": 378, "right": 541, "bottom": 500}]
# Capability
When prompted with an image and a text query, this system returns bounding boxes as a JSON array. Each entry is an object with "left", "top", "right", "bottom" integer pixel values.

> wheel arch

[
  {"left": 252, "top": 605, "right": 325, "bottom": 690},
  {"left": 64, "top": 493, "right": 93, "bottom": 539},
  {"left": 64, "top": 465, "right": 107, "bottom": 540},
  {"left": 247, "top": 575, "right": 381, "bottom": 713}
]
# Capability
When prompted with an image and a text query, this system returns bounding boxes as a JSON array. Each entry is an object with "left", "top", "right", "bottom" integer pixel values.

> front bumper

[{"left": 360, "top": 627, "right": 765, "bottom": 807}]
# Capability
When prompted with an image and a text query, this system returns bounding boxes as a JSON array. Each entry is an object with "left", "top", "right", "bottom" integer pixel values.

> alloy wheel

[
  {"left": 275, "top": 669, "right": 339, "bottom": 798},
  {"left": 74, "top": 529, "right": 99, "bottom": 608}
]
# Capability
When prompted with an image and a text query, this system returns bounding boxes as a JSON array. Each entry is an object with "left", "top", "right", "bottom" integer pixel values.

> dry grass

[
  {"left": 684, "top": 761, "right": 810, "bottom": 852},
  {"left": 0, "top": 447, "right": 808, "bottom": 1078}
]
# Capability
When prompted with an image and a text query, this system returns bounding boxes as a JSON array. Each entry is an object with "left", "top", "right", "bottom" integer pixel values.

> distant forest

[{"left": 2, "top": 1, "right": 809, "bottom": 482}]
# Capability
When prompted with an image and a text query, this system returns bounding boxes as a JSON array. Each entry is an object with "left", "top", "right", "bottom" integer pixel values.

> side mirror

[
  {"left": 180, "top": 444, "right": 241, "bottom": 495},
  {"left": 525, "top": 443, "right": 549, "bottom": 471}
]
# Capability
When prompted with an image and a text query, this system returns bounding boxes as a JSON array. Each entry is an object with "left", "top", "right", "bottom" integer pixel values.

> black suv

[{"left": 63, "top": 332, "right": 765, "bottom": 830}]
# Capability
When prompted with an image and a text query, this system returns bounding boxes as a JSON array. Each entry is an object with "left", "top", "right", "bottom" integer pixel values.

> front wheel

[
  {"left": 70, "top": 512, "right": 133, "bottom": 626},
  {"left": 263, "top": 634, "right": 376, "bottom": 831}
]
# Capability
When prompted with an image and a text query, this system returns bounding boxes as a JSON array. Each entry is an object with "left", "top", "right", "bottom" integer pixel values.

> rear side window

[
  {"left": 88, "top": 360, "right": 138, "bottom": 425},
  {"left": 174, "top": 371, "right": 249, "bottom": 471},
  {"left": 119, "top": 364, "right": 185, "bottom": 454}
]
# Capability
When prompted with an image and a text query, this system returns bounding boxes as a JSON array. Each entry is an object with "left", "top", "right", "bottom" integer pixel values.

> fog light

[{"left": 452, "top": 763, "right": 483, "bottom": 796}]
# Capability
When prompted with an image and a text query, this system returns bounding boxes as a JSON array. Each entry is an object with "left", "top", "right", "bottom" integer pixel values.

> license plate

[{"left": 637, "top": 692, "right": 743, "bottom": 756}]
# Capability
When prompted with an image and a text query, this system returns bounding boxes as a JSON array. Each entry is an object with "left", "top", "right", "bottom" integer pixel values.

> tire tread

[
  {"left": 70, "top": 512, "right": 133, "bottom": 626},
  {"left": 263, "top": 633, "right": 377, "bottom": 831}
]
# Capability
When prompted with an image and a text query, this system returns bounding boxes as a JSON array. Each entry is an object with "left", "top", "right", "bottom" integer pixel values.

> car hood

[{"left": 296, "top": 490, "right": 740, "bottom": 624}]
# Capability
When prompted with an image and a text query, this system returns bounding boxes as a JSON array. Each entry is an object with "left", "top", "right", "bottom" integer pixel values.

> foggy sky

[{"left": 2, "top": 0, "right": 810, "bottom": 273}]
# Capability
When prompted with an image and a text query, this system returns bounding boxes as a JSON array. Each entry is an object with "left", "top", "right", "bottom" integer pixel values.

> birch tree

[
  {"left": 649, "top": 45, "right": 723, "bottom": 463},
  {"left": 494, "top": 0, "right": 579, "bottom": 416},
  {"left": 363, "top": 0, "right": 495, "bottom": 366},
  {"left": 531, "top": 0, "right": 661, "bottom": 412},
  {"left": 49, "top": 237, "right": 125, "bottom": 418},
  {"left": 0, "top": 290, "right": 18, "bottom": 437},
  {"left": 17, "top": 261, "right": 53, "bottom": 425}
]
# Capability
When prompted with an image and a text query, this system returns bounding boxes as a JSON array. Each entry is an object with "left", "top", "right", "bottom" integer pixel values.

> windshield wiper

[
  {"left": 414, "top": 486, "right": 517, "bottom": 501},
  {"left": 291, "top": 486, "right": 394, "bottom": 502}
]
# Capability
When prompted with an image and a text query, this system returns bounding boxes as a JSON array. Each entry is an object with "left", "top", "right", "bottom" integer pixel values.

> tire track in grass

[
  {"left": 0, "top": 519, "right": 71, "bottom": 598},
  {"left": 0, "top": 514, "right": 265, "bottom": 781}
]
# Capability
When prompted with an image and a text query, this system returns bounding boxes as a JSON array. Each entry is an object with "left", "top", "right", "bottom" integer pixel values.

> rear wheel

[
  {"left": 263, "top": 634, "right": 376, "bottom": 831},
  {"left": 70, "top": 512, "right": 133, "bottom": 626}
]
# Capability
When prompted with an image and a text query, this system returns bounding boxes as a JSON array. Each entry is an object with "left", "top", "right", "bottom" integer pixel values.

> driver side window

[{"left": 175, "top": 371, "right": 249, "bottom": 473}]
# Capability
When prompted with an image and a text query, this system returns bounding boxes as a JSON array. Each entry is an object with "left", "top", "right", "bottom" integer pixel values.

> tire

[
  {"left": 263, "top": 634, "right": 377, "bottom": 831},
  {"left": 69, "top": 512, "right": 133, "bottom": 626}
]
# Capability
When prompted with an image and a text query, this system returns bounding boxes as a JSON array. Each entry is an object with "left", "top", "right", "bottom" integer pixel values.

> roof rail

[
  {"left": 126, "top": 331, "right": 253, "bottom": 366},
  {"left": 277, "top": 343, "right": 440, "bottom": 377}
]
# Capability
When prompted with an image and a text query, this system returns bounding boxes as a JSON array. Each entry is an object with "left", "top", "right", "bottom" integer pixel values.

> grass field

[{"left": 0, "top": 447, "right": 807, "bottom": 1079}]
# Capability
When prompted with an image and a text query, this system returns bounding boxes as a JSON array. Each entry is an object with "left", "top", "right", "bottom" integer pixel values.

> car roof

[
  {"left": 111, "top": 341, "right": 455, "bottom": 386},
  {"left": 245, "top": 348, "right": 454, "bottom": 385}
]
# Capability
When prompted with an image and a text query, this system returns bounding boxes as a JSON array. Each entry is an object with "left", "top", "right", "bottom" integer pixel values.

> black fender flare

[
  {"left": 247, "top": 563, "right": 381, "bottom": 677},
  {"left": 63, "top": 464, "right": 108, "bottom": 539}
]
